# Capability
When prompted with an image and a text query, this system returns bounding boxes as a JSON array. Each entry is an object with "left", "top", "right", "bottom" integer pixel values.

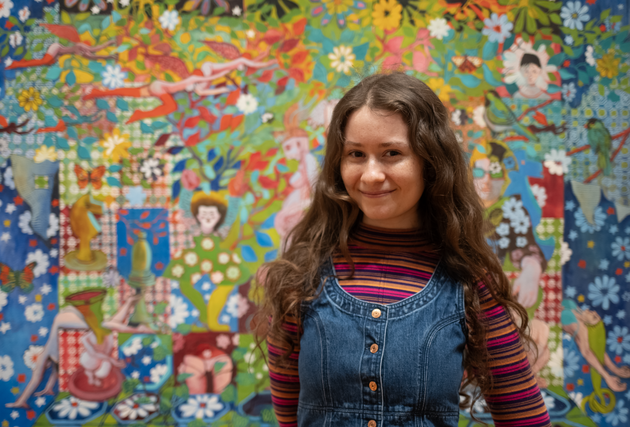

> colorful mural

[{"left": 0, "top": 0, "right": 628, "bottom": 425}]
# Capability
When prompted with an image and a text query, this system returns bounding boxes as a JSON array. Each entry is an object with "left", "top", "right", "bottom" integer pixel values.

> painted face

[
  {"left": 581, "top": 309, "right": 601, "bottom": 326},
  {"left": 341, "top": 106, "right": 424, "bottom": 229},
  {"left": 520, "top": 63, "right": 541, "bottom": 86},
  {"left": 196, "top": 205, "right": 222, "bottom": 234},
  {"left": 473, "top": 158, "right": 505, "bottom": 207},
  {"left": 282, "top": 137, "right": 308, "bottom": 161}
]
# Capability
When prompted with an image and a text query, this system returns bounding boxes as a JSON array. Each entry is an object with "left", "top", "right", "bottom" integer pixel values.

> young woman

[{"left": 255, "top": 72, "right": 551, "bottom": 427}]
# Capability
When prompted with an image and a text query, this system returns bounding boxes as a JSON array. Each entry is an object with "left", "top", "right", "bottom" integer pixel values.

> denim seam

[
  {"left": 419, "top": 313, "right": 462, "bottom": 415},
  {"left": 304, "top": 311, "right": 329, "bottom": 407}
]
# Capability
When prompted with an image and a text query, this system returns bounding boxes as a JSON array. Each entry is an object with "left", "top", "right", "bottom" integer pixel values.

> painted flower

[
  {"left": 516, "top": 236, "right": 527, "bottom": 247},
  {"left": 502, "top": 39, "right": 557, "bottom": 91},
  {"left": 218, "top": 252, "right": 230, "bottom": 264},
  {"left": 236, "top": 93, "right": 258, "bottom": 115},
  {"left": 498, "top": 237, "right": 510, "bottom": 249},
  {"left": 231, "top": 253, "right": 241, "bottom": 264},
  {"left": 543, "top": 149, "right": 570, "bottom": 176},
  {"left": 530, "top": 184, "right": 547, "bottom": 208},
  {"left": 574, "top": 206, "right": 606, "bottom": 233},
  {"left": 91, "top": 5, "right": 100, "bottom": 14},
  {"left": 169, "top": 294, "right": 190, "bottom": 328},
  {"left": 585, "top": 45, "right": 596, "bottom": 66},
  {"left": 563, "top": 348, "right": 580, "bottom": 377},
  {"left": 18, "top": 6, "right": 29, "bottom": 22},
  {"left": 139, "top": 158, "right": 163, "bottom": 181},
  {"left": 561, "top": 82, "right": 576, "bottom": 102},
  {"left": 560, "top": 1, "right": 590, "bottom": 31},
  {"left": 200, "top": 260, "right": 213, "bottom": 272},
  {"left": 569, "top": 391, "right": 583, "bottom": 407},
  {"left": 596, "top": 52, "right": 621, "bottom": 79},
  {"left": 52, "top": 396, "right": 99, "bottom": 420},
  {"left": 511, "top": 215, "right": 530, "bottom": 234},
  {"left": 115, "top": 393, "right": 158, "bottom": 420},
  {"left": 496, "top": 222, "right": 510, "bottom": 237},
  {"left": 26, "top": 249, "right": 50, "bottom": 277},
  {"left": 0, "top": 355, "right": 13, "bottom": 381},
  {"left": 179, "top": 395, "right": 224, "bottom": 419},
  {"left": 171, "top": 264, "right": 184, "bottom": 278},
  {"left": 123, "top": 337, "right": 143, "bottom": 356},
  {"left": 201, "top": 237, "right": 215, "bottom": 251},
  {"left": 482, "top": 13, "right": 513, "bottom": 43},
  {"left": 211, "top": 271, "right": 224, "bottom": 284},
  {"left": 18, "top": 211, "right": 33, "bottom": 235},
  {"left": 588, "top": 275, "right": 620, "bottom": 310},
  {"left": 0, "top": 0, "right": 14, "bottom": 19},
  {"left": 226, "top": 266, "right": 240, "bottom": 281},
  {"left": 9, "top": 31, "right": 22, "bottom": 48},
  {"left": 150, "top": 364, "right": 168, "bottom": 383},
  {"left": 25, "top": 303, "right": 44, "bottom": 322},
  {"left": 607, "top": 325, "right": 630, "bottom": 354},
  {"left": 564, "top": 35, "right": 574, "bottom": 45},
  {"left": 101, "top": 64, "right": 127, "bottom": 89},
  {"left": 328, "top": 45, "right": 355, "bottom": 74},
  {"left": 216, "top": 334, "right": 231, "bottom": 349},
  {"left": 102, "top": 267, "right": 122, "bottom": 288},
  {"left": 560, "top": 241, "right": 572, "bottom": 265},
  {"left": 428, "top": 18, "right": 450, "bottom": 40},
  {"left": 261, "top": 112, "right": 274, "bottom": 123},
  {"left": 612, "top": 237, "right": 630, "bottom": 261},
  {"left": 226, "top": 293, "right": 249, "bottom": 318},
  {"left": 0, "top": 290, "right": 6, "bottom": 312},
  {"left": 34, "top": 145, "right": 58, "bottom": 163},
  {"left": 23, "top": 345, "right": 44, "bottom": 369},
  {"left": 501, "top": 197, "right": 524, "bottom": 221},
  {"left": 18, "top": 87, "right": 43, "bottom": 112},
  {"left": 184, "top": 252, "right": 198, "bottom": 266},
  {"left": 473, "top": 105, "right": 486, "bottom": 128},
  {"left": 372, "top": 0, "right": 402, "bottom": 31},
  {"left": 605, "top": 398, "right": 629, "bottom": 425},
  {"left": 159, "top": 10, "right": 180, "bottom": 31},
  {"left": 101, "top": 129, "right": 131, "bottom": 163}
]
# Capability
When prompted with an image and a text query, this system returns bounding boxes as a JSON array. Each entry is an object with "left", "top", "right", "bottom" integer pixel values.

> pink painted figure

[
  {"left": 83, "top": 57, "right": 277, "bottom": 124},
  {"left": 5, "top": 294, "right": 151, "bottom": 409},
  {"left": 177, "top": 343, "right": 233, "bottom": 394},
  {"left": 274, "top": 105, "right": 319, "bottom": 245}
]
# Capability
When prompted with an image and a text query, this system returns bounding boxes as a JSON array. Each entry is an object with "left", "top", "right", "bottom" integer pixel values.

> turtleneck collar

[{"left": 346, "top": 222, "right": 438, "bottom": 253}]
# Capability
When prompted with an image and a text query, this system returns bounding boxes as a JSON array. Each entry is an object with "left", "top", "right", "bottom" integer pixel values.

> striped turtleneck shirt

[{"left": 267, "top": 223, "right": 551, "bottom": 427}]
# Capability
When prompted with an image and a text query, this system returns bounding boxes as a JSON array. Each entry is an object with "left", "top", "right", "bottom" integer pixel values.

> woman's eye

[
  {"left": 348, "top": 151, "right": 363, "bottom": 158},
  {"left": 385, "top": 151, "right": 401, "bottom": 157}
]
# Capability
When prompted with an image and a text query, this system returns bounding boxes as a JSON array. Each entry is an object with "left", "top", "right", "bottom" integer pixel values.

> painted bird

[
  {"left": 483, "top": 91, "right": 539, "bottom": 142},
  {"left": 585, "top": 118, "right": 613, "bottom": 176}
]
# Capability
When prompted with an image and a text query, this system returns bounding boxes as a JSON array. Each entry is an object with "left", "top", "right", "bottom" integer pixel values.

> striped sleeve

[
  {"left": 267, "top": 314, "right": 300, "bottom": 427},
  {"left": 478, "top": 281, "right": 552, "bottom": 427}
]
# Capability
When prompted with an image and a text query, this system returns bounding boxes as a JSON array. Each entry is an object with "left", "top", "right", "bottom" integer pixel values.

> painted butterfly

[
  {"left": 452, "top": 55, "right": 483, "bottom": 73},
  {"left": 0, "top": 262, "right": 37, "bottom": 293},
  {"left": 75, "top": 165, "right": 106, "bottom": 190}
]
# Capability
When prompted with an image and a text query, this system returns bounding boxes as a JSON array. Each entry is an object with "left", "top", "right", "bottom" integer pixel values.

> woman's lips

[{"left": 360, "top": 190, "right": 394, "bottom": 198}]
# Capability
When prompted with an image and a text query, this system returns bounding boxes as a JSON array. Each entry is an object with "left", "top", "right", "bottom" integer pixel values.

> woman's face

[
  {"left": 197, "top": 205, "right": 221, "bottom": 233},
  {"left": 520, "top": 63, "right": 541, "bottom": 86},
  {"left": 341, "top": 106, "right": 424, "bottom": 229}
]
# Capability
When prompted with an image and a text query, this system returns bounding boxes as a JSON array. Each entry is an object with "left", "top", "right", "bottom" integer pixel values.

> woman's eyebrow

[{"left": 344, "top": 141, "right": 407, "bottom": 147}]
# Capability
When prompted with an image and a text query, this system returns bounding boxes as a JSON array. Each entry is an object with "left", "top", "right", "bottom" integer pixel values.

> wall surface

[{"left": 0, "top": 0, "right": 629, "bottom": 425}]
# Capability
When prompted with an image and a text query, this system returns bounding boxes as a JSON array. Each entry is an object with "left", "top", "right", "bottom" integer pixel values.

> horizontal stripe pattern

[{"left": 267, "top": 223, "right": 550, "bottom": 427}]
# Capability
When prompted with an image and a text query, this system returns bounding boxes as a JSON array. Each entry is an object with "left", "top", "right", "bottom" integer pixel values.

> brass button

[
  {"left": 368, "top": 420, "right": 377, "bottom": 427},
  {"left": 370, "top": 343, "right": 379, "bottom": 353},
  {"left": 371, "top": 308, "right": 381, "bottom": 318},
  {"left": 369, "top": 381, "right": 378, "bottom": 391}
]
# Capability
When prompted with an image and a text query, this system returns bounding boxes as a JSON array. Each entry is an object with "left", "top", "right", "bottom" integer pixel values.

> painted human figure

[
  {"left": 513, "top": 53, "right": 550, "bottom": 101},
  {"left": 561, "top": 301, "right": 630, "bottom": 393},
  {"left": 82, "top": 57, "right": 276, "bottom": 124},
  {"left": 177, "top": 343, "right": 233, "bottom": 394},
  {"left": 5, "top": 294, "right": 151, "bottom": 409},
  {"left": 471, "top": 141, "right": 549, "bottom": 385},
  {"left": 5, "top": 40, "right": 118, "bottom": 70},
  {"left": 274, "top": 105, "right": 319, "bottom": 244}
]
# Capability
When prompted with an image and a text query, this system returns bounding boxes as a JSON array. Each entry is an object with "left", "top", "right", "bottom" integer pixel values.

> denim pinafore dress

[{"left": 298, "top": 258, "right": 467, "bottom": 427}]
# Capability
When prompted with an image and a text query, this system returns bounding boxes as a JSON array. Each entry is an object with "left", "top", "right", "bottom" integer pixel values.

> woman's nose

[{"left": 361, "top": 159, "right": 386, "bottom": 183}]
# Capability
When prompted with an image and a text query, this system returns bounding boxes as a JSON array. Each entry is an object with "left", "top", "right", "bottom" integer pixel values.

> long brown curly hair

[{"left": 253, "top": 71, "right": 533, "bottom": 409}]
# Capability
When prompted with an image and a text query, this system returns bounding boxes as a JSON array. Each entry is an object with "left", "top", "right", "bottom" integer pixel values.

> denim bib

[{"left": 298, "top": 257, "right": 467, "bottom": 427}]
